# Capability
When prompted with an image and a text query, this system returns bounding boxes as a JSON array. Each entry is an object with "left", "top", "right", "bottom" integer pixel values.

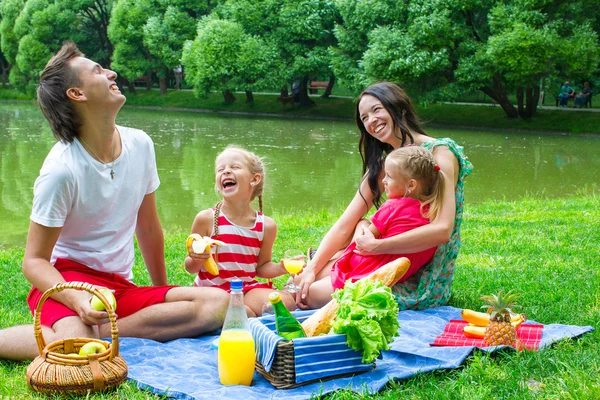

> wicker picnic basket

[
  {"left": 26, "top": 282, "right": 128, "bottom": 394},
  {"left": 255, "top": 340, "right": 297, "bottom": 389},
  {"left": 255, "top": 339, "right": 374, "bottom": 389}
]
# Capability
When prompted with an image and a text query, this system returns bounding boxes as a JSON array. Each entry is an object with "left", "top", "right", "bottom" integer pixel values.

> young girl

[
  {"left": 302, "top": 146, "right": 445, "bottom": 308},
  {"left": 184, "top": 145, "right": 295, "bottom": 316}
]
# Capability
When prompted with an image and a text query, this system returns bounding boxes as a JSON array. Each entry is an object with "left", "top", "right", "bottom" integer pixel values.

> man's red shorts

[{"left": 27, "top": 258, "right": 176, "bottom": 328}]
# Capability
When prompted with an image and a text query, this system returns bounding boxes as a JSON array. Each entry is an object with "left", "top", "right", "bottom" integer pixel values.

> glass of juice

[{"left": 282, "top": 249, "right": 304, "bottom": 293}]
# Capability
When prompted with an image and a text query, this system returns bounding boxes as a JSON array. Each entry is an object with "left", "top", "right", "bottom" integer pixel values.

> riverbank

[
  {"left": 1, "top": 88, "right": 599, "bottom": 135},
  {"left": 0, "top": 194, "right": 598, "bottom": 398}
]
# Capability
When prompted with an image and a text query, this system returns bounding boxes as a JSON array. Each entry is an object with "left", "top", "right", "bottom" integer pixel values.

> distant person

[
  {"left": 558, "top": 81, "right": 574, "bottom": 107},
  {"left": 296, "top": 82, "right": 473, "bottom": 311},
  {"left": 292, "top": 81, "right": 300, "bottom": 103},
  {"left": 0, "top": 42, "right": 228, "bottom": 361},
  {"left": 173, "top": 65, "right": 183, "bottom": 90},
  {"left": 300, "top": 146, "right": 445, "bottom": 309},
  {"left": 184, "top": 145, "right": 295, "bottom": 316},
  {"left": 581, "top": 81, "right": 592, "bottom": 108}
]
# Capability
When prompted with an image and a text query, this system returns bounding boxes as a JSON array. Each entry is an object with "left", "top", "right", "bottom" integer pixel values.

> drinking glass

[
  {"left": 261, "top": 300, "right": 274, "bottom": 316},
  {"left": 282, "top": 249, "right": 304, "bottom": 293}
]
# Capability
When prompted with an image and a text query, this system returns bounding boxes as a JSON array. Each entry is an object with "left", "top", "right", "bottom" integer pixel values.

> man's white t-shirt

[{"left": 30, "top": 126, "right": 160, "bottom": 281}]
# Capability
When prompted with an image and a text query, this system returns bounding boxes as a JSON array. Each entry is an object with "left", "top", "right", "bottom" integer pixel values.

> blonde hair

[
  {"left": 213, "top": 145, "right": 266, "bottom": 236},
  {"left": 385, "top": 146, "right": 445, "bottom": 220}
]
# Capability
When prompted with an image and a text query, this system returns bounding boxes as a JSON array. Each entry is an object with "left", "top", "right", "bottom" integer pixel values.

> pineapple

[{"left": 481, "top": 290, "right": 519, "bottom": 347}]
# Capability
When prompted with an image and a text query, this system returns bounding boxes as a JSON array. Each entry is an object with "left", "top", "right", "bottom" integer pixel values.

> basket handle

[{"left": 33, "top": 281, "right": 120, "bottom": 360}]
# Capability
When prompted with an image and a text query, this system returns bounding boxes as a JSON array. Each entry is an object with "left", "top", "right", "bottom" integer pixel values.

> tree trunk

[
  {"left": 516, "top": 86, "right": 525, "bottom": 117},
  {"left": 322, "top": 76, "right": 335, "bottom": 98},
  {"left": 245, "top": 90, "right": 254, "bottom": 103},
  {"left": 125, "top": 78, "right": 136, "bottom": 95},
  {"left": 159, "top": 76, "right": 167, "bottom": 95},
  {"left": 146, "top": 73, "right": 152, "bottom": 92},
  {"left": 223, "top": 89, "right": 236, "bottom": 103},
  {"left": 1, "top": 65, "right": 7, "bottom": 88},
  {"left": 527, "top": 86, "right": 539, "bottom": 117},
  {"left": 298, "top": 78, "right": 315, "bottom": 106},
  {"left": 480, "top": 73, "right": 519, "bottom": 118}
]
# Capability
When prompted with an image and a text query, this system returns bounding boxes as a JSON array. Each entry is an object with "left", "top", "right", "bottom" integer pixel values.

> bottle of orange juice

[{"left": 218, "top": 279, "right": 255, "bottom": 386}]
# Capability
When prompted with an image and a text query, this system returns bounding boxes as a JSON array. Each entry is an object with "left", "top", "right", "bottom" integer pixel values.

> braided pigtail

[
  {"left": 213, "top": 201, "right": 222, "bottom": 262},
  {"left": 258, "top": 195, "right": 263, "bottom": 214}
]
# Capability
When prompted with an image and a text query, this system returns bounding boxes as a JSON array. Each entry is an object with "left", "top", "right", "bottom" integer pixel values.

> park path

[{"left": 444, "top": 101, "right": 600, "bottom": 112}]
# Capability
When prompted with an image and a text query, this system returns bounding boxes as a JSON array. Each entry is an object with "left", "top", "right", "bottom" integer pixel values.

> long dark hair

[{"left": 355, "top": 82, "right": 428, "bottom": 208}]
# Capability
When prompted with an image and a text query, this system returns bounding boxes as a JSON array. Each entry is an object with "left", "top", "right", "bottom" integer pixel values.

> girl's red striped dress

[{"left": 193, "top": 209, "right": 273, "bottom": 292}]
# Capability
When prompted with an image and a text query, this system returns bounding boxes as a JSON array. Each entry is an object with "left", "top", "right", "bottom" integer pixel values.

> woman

[{"left": 297, "top": 82, "right": 473, "bottom": 310}]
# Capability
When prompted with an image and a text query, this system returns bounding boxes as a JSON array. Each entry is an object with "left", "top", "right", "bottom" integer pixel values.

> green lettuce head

[{"left": 332, "top": 279, "right": 400, "bottom": 363}]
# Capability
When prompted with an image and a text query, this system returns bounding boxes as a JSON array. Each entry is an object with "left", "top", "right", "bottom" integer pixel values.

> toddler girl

[{"left": 302, "top": 145, "right": 445, "bottom": 308}]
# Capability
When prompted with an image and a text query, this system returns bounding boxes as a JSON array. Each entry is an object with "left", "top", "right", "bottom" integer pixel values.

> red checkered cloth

[{"left": 431, "top": 320, "right": 544, "bottom": 350}]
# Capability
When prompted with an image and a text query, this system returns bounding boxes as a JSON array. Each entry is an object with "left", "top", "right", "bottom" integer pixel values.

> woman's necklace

[{"left": 79, "top": 132, "right": 118, "bottom": 180}]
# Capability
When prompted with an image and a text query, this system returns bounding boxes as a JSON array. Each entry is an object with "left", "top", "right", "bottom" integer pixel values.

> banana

[
  {"left": 461, "top": 309, "right": 490, "bottom": 326},
  {"left": 463, "top": 315, "right": 527, "bottom": 339},
  {"left": 186, "top": 234, "right": 227, "bottom": 276},
  {"left": 461, "top": 308, "right": 527, "bottom": 327},
  {"left": 463, "top": 325, "right": 486, "bottom": 338}
]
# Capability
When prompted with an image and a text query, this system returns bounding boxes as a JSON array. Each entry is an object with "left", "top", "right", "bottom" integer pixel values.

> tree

[
  {"left": 0, "top": 52, "right": 10, "bottom": 87},
  {"left": 143, "top": 7, "right": 196, "bottom": 94},
  {"left": 216, "top": 0, "right": 340, "bottom": 106},
  {"left": 1, "top": 0, "right": 114, "bottom": 91},
  {"left": 110, "top": 0, "right": 216, "bottom": 94},
  {"left": 109, "top": 0, "right": 158, "bottom": 92},
  {"left": 332, "top": 0, "right": 600, "bottom": 119},
  {"left": 183, "top": 18, "right": 248, "bottom": 103}
]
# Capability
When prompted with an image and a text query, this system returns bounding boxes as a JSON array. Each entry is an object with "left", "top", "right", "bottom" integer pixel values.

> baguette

[{"left": 301, "top": 257, "right": 411, "bottom": 337}]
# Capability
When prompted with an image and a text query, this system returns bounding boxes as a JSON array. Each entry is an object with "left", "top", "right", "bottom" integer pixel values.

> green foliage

[
  {"left": 109, "top": 0, "right": 156, "bottom": 80},
  {"left": 143, "top": 7, "right": 196, "bottom": 69},
  {"left": 332, "top": 0, "right": 600, "bottom": 117},
  {"left": 182, "top": 18, "right": 246, "bottom": 97},
  {"left": 0, "top": 0, "right": 26, "bottom": 64}
]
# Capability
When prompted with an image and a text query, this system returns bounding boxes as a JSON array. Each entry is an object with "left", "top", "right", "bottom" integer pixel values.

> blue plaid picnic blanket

[{"left": 118, "top": 306, "right": 593, "bottom": 400}]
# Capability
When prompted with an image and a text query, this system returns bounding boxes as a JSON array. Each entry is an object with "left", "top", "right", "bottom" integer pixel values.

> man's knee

[{"left": 50, "top": 316, "right": 98, "bottom": 341}]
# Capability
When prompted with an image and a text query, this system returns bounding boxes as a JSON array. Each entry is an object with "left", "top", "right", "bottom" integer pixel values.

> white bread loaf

[{"left": 301, "top": 257, "right": 411, "bottom": 336}]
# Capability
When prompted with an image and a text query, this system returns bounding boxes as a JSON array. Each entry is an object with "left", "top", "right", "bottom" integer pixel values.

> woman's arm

[
  {"left": 255, "top": 217, "right": 288, "bottom": 278},
  {"left": 355, "top": 146, "right": 459, "bottom": 255},
  {"left": 306, "top": 177, "right": 375, "bottom": 275},
  {"left": 183, "top": 209, "right": 213, "bottom": 274}
]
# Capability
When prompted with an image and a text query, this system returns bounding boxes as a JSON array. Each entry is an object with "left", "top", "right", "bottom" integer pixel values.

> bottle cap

[
  {"left": 268, "top": 291, "right": 281, "bottom": 304},
  {"left": 230, "top": 278, "right": 243, "bottom": 291}
]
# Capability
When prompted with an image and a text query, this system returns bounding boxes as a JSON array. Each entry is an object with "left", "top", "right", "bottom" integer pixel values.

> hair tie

[{"left": 434, "top": 165, "right": 440, "bottom": 172}]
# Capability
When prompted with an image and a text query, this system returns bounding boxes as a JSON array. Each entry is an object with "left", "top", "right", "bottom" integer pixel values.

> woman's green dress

[{"left": 392, "top": 138, "right": 473, "bottom": 310}]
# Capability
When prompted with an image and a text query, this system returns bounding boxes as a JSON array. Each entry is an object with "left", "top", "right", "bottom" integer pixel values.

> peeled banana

[
  {"left": 186, "top": 234, "right": 226, "bottom": 276},
  {"left": 461, "top": 308, "right": 527, "bottom": 326}
]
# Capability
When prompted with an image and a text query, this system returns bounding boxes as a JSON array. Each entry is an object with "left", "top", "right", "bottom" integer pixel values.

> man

[
  {"left": 558, "top": 80, "right": 574, "bottom": 107},
  {"left": 173, "top": 65, "right": 183, "bottom": 90},
  {"left": 0, "top": 42, "right": 228, "bottom": 361}
]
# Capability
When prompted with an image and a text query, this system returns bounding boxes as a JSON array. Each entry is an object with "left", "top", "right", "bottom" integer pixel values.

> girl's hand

[
  {"left": 184, "top": 251, "right": 211, "bottom": 274},
  {"left": 188, "top": 250, "right": 211, "bottom": 262},
  {"left": 354, "top": 227, "right": 378, "bottom": 255},
  {"left": 296, "top": 270, "right": 316, "bottom": 309}
]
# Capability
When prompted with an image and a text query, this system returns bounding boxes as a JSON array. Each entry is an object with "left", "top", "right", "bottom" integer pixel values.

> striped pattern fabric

[
  {"left": 432, "top": 320, "right": 544, "bottom": 350},
  {"left": 194, "top": 210, "right": 272, "bottom": 291},
  {"left": 250, "top": 310, "right": 374, "bottom": 384}
]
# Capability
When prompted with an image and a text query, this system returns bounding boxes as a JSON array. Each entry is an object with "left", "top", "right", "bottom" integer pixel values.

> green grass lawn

[
  {"left": 1, "top": 194, "right": 598, "bottom": 399},
  {"left": 2, "top": 87, "right": 599, "bottom": 135}
]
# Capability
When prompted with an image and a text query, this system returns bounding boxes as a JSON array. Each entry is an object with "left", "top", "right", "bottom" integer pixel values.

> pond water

[{"left": 1, "top": 102, "right": 598, "bottom": 248}]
